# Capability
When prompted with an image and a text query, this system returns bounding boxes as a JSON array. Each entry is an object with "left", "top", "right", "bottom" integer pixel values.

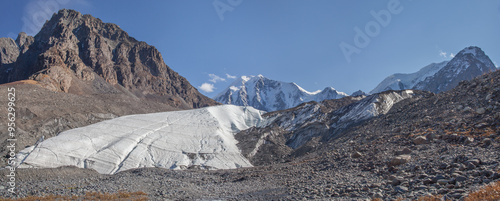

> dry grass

[
  {"left": 0, "top": 191, "right": 148, "bottom": 201},
  {"left": 443, "top": 127, "right": 497, "bottom": 138},
  {"left": 0, "top": 79, "right": 39, "bottom": 86},
  {"left": 409, "top": 126, "right": 498, "bottom": 139},
  {"left": 464, "top": 181, "right": 500, "bottom": 201},
  {"left": 408, "top": 181, "right": 500, "bottom": 201}
]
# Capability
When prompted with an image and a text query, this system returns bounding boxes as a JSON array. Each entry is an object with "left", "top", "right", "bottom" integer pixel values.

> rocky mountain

[
  {"left": 236, "top": 90, "right": 425, "bottom": 165},
  {"left": 0, "top": 37, "right": 20, "bottom": 65},
  {"left": 214, "top": 75, "right": 348, "bottom": 112},
  {"left": 351, "top": 90, "right": 368, "bottom": 97},
  {"left": 0, "top": 9, "right": 217, "bottom": 108},
  {"left": 370, "top": 61, "right": 448, "bottom": 94},
  {"left": 372, "top": 46, "right": 497, "bottom": 94},
  {"left": 413, "top": 46, "right": 497, "bottom": 93}
]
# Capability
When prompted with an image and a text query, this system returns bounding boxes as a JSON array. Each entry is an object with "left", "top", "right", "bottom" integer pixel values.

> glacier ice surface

[{"left": 15, "top": 105, "right": 266, "bottom": 174}]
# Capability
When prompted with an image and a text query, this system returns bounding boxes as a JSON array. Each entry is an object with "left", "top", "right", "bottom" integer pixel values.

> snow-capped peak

[
  {"left": 294, "top": 82, "right": 319, "bottom": 95},
  {"left": 413, "top": 46, "right": 497, "bottom": 93},
  {"left": 458, "top": 46, "right": 481, "bottom": 57},
  {"left": 214, "top": 75, "right": 348, "bottom": 112}
]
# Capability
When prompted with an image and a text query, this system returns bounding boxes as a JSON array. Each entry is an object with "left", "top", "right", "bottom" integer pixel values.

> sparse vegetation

[{"left": 464, "top": 181, "right": 500, "bottom": 201}]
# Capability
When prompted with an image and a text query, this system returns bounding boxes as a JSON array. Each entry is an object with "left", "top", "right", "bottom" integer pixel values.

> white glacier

[{"left": 15, "top": 105, "right": 266, "bottom": 174}]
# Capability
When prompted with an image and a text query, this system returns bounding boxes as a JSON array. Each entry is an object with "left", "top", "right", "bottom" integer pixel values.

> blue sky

[{"left": 1, "top": 0, "right": 499, "bottom": 96}]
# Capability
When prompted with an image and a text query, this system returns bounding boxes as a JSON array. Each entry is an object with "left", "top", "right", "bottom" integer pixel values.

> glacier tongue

[{"left": 15, "top": 105, "right": 266, "bottom": 174}]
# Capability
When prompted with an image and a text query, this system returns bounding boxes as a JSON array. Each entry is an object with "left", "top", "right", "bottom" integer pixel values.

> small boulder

[
  {"left": 476, "top": 107, "right": 486, "bottom": 114},
  {"left": 432, "top": 175, "right": 446, "bottom": 183},
  {"left": 413, "top": 136, "right": 429, "bottom": 145},
  {"left": 465, "top": 159, "right": 481, "bottom": 166},
  {"left": 481, "top": 138, "right": 492, "bottom": 146},
  {"left": 389, "top": 155, "right": 411, "bottom": 166},
  {"left": 391, "top": 176, "right": 404, "bottom": 186},
  {"left": 437, "top": 179, "right": 450, "bottom": 185},
  {"left": 351, "top": 151, "right": 363, "bottom": 158},
  {"left": 394, "top": 186, "right": 408, "bottom": 193},
  {"left": 422, "top": 179, "right": 434, "bottom": 185},
  {"left": 396, "top": 147, "right": 412, "bottom": 155},
  {"left": 439, "top": 163, "right": 450, "bottom": 169},
  {"left": 455, "top": 176, "right": 467, "bottom": 182},
  {"left": 491, "top": 172, "right": 500, "bottom": 179},
  {"left": 466, "top": 162, "right": 476, "bottom": 170},
  {"left": 464, "top": 137, "right": 474, "bottom": 145},
  {"left": 481, "top": 170, "right": 494, "bottom": 177}
]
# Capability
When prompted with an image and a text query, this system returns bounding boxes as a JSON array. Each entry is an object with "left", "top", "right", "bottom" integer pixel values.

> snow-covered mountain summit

[
  {"left": 214, "top": 75, "right": 348, "bottom": 112},
  {"left": 372, "top": 46, "right": 497, "bottom": 94},
  {"left": 413, "top": 46, "right": 497, "bottom": 93}
]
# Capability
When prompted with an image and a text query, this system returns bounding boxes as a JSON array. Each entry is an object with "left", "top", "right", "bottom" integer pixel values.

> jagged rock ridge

[{"left": 0, "top": 9, "right": 217, "bottom": 108}]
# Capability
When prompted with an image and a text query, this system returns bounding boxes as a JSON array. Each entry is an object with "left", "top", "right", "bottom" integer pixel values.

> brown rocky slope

[{"left": 0, "top": 9, "right": 217, "bottom": 109}]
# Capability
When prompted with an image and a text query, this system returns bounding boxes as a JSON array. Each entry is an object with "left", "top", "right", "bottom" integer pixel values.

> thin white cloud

[
  {"left": 199, "top": 83, "right": 215, "bottom": 93},
  {"left": 439, "top": 50, "right": 447, "bottom": 58},
  {"left": 449, "top": 53, "right": 455, "bottom": 58},
  {"left": 209, "top": 74, "right": 225, "bottom": 83},
  {"left": 495, "top": 61, "right": 499, "bottom": 68},
  {"left": 226, "top": 73, "right": 236, "bottom": 79}
]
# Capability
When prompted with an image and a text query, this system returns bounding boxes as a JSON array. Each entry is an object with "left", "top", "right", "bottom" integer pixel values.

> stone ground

[{"left": 0, "top": 130, "right": 498, "bottom": 200}]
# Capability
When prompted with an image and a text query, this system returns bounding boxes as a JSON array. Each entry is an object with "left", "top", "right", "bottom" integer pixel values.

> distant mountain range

[
  {"left": 372, "top": 46, "right": 497, "bottom": 94},
  {"left": 214, "top": 75, "right": 348, "bottom": 112},
  {"left": 214, "top": 46, "right": 496, "bottom": 112}
]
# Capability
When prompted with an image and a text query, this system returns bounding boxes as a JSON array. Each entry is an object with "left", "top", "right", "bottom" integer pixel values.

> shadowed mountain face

[
  {"left": 370, "top": 61, "right": 449, "bottom": 94},
  {"left": 0, "top": 9, "right": 217, "bottom": 109},
  {"left": 372, "top": 46, "right": 497, "bottom": 95},
  {"left": 413, "top": 46, "right": 497, "bottom": 93}
]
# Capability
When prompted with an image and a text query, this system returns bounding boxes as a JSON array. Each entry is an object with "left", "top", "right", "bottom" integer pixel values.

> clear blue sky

[{"left": 1, "top": 0, "right": 499, "bottom": 96}]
